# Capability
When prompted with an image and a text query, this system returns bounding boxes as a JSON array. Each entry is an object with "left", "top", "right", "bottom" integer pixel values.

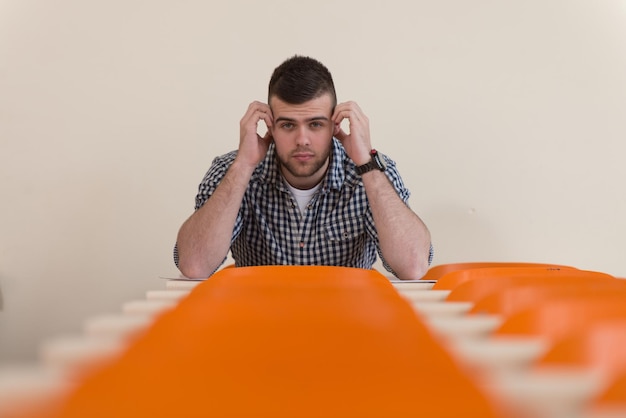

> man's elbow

[
  {"left": 177, "top": 257, "right": 213, "bottom": 280},
  {"left": 413, "top": 260, "right": 430, "bottom": 280},
  {"left": 398, "top": 261, "right": 428, "bottom": 280},
  {"left": 410, "top": 241, "right": 433, "bottom": 279},
  {"left": 179, "top": 266, "right": 211, "bottom": 280},
  {"left": 394, "top": 250, "right": 431, "bottom": 280}
]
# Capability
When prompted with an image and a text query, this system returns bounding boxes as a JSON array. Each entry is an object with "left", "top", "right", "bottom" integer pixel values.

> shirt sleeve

[{"left": 194, "top": 152, "right": 238, "bottom": 209}]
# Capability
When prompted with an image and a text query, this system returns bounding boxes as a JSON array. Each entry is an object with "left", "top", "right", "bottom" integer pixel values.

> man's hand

[
  {"left": 332, "top": 101, "right": 372, "bottom": 166},
  {"left": 236, "top": 101, "right": 273, "bottom": 169}
]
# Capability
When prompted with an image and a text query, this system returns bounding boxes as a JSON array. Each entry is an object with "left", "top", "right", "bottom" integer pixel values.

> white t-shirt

[{"left": 285, "top": 181, "right": 322, "bottom": 215}]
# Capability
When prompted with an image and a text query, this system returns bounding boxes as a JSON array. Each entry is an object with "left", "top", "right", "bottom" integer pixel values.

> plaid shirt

[{"left": 175, "top": 138, "right": 433, "bottom": 276}]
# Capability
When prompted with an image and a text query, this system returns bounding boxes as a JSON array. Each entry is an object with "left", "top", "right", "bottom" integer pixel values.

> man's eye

[
  {"left": 310, "top": 122, "right": 323, "bottom": 128},
  {"left": 281, "top": 123, "right": 294, "bottom": 129}
]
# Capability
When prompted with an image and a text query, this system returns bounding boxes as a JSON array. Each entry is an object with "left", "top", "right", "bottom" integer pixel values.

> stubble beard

[{"left": 277, "top": 147, "right": 332, "bottom": 183}]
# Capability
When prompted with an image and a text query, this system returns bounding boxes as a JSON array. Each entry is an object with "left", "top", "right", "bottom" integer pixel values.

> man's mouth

[{"left": 292, "top": 152, "right": 314, "bottom": 162}]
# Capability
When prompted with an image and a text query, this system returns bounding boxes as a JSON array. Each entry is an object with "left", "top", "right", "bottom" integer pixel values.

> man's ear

[
  {"left": 263, "top": 125, "right": 274, "bottom": 141},
  {"left": 333, "top": 123, "right": 341, "bottom": 135}
]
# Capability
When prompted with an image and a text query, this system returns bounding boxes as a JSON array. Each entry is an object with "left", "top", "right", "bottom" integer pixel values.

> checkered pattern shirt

[{"left": 174, "top": 138, "right": 433, "bottom": 276}]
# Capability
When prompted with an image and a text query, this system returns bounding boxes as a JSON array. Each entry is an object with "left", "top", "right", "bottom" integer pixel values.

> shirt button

[{"left": 299, "top": 242, "right": 305, "bottom": 248}]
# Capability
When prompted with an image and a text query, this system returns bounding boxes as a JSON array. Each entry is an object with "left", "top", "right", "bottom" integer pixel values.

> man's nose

[{"left": 295, "top": 126, "right": 311, "bottom": 146}]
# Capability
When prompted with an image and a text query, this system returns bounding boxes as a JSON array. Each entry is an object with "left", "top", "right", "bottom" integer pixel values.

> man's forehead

[{"left": 269, "top": 95, "right": 333, "bottom": 118}]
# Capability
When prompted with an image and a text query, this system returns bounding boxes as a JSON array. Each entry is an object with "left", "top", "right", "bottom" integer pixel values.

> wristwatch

[{"left": 355, "top": 149, "right": 386, "bottom": 175}]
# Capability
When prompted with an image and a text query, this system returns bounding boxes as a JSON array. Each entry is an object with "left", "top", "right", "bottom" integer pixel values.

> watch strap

[{"left": 355, "top": 149, "right": 385, "bottom": 175}]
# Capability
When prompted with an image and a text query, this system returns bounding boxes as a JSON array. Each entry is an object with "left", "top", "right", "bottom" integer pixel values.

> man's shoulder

[
  {"left": 211, "top": 150, "right": 238, "bottom": 167},
  {"left": 198, "top": 150, "right": 239, "bottom": 188},
  {"left": 205, "top": 148, "right": 274, "bottom": 186}
]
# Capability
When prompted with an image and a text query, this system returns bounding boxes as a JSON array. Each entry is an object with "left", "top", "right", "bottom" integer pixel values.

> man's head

[
  {"left": 268, "top": 55, "right": 337, "bottom": 110},
  {"left": 267, "top": 56, "right": 338, "bottom": 190}
]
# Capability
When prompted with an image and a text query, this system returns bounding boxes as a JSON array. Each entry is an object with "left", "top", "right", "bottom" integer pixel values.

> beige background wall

[{"left": 1, "top": 0, "right": 625, "bottom": 363}]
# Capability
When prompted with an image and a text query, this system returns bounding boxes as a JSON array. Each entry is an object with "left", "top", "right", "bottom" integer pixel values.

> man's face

[{"left": 269, "top": 93, "right": 336, "bottom": 190}]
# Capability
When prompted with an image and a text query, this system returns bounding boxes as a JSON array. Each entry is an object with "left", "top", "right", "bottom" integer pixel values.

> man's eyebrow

[{"left": 274, "top": 116, "right": 330, "bottom": 123}]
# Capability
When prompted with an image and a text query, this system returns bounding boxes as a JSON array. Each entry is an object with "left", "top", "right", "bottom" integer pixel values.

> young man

[{"left": 175, "top": 55, "right": 432, "bottom": 279}]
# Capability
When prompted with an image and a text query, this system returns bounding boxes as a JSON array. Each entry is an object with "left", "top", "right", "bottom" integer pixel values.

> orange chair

[
  {"left": 537, "top": 319, "right": 626, "bottom": 377},
  {"left": 35, "top": 266, "right": 500, "bottom": 418},
  {"left": 421, "top": 261, "right": 575, "bottom": 281},
  {"left": 494, "top": 296, "right": 626, "bottom": 343},
  {"left": 470, "top": 280, "right": 626, "bottom": 316},
  {"left": 432, "top": 265, "right": 590, "bottom": 291},
  {"left": 484, "top": 320, "right": 626, "bottom": 418},
  {"left": 445, "top": 270, "right": 617, "bottom": 303},
  {"left": 591, "top": 372, "right": 626, "bottom": 409}
]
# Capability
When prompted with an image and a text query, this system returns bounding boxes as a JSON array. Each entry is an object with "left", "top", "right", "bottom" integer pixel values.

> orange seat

[
  {"left": 445, "top": 270, "right": 616, "bottom": 303},
  {"left": 494, "top": 297, "right": 626, "bottom": 343},
  {"left": 204, "top": 264, "right": 397, "bottom": 290},
  {"left": 432, "top": 266, "right": 586, "bottom": 291},
  {"left": 537, "top": 319, "right": 626, "bottom": 377},
  {"left": 421, "top": 261, "right": 574, "bottom": 281},
  {"left": 470, "top": 280, "right": 626, "bottom": 316},
  {"left": 592, "top": 372, "right": 626, "bottom": 406},
  {"left": 36, "top": 266, "right": 500, "bottom": 418}
]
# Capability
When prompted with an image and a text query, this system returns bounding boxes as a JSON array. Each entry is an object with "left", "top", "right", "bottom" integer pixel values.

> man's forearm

[
  {"left": 176, "top": 160, "right": 255, "bottom": 278},
  {"left": 361, "top": 171, "right": 431, "bottom": 279}
]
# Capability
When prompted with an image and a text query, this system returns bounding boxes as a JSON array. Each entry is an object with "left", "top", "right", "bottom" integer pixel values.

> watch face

[{"left": 373, "top": 152, "right": 386, "bottom": 171}]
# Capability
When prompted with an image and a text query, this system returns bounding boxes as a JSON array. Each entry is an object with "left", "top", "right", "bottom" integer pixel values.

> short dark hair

[{"left": 268, "top": 55, "right": 337, "bottom": 108}]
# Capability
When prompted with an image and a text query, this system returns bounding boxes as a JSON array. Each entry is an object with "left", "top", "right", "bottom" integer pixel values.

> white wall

[{"left": 1, "top": 0, "right": 625, "bottom": 363}]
